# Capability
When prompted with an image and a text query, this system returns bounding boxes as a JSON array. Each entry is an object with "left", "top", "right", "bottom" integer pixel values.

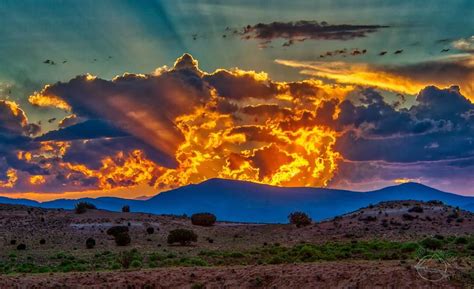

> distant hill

[{"left": 1, "top": 179, "right": 473, "bottom": 223}]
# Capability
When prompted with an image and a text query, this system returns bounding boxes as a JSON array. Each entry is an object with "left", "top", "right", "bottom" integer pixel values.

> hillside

[
  {"left": 0, "top": 201, "right": 472, "bottom": 288},
  {"left": 1, "top": 179, "right": 473, "bottom": 223}
]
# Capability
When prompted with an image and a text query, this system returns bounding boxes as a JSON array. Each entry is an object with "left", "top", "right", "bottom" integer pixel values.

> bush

[
  {"left": 106, "top": 226, "right": 129, "bottom": 237},
  {"left": 167, "top": 229, "right": 197, "bottom": 245},
  {"left": 117, "top": 251, "right": 134, "bottom": 268},
  {"left": 17, "top": 244, "right": 26, "bottom": 250},
  {"left": 420, "top": 237, "right": 443, "bottom": 250},
  {"left": 427, "top": 200, "right": 443, "bottom": 206},
  {"left": 122, "top": 205, "right": 130, "bottom": 213},
  {"left": 86, "top": 237, "right": 96, "bottom": 249},
  {"left": 359, "top": 215, "right": 377, "bottom": 222},
  {"left": 10, "top": 240, "right": 16, "bottom": 245},
  {"left": 454, "top": 236, "right": 468, "bottom": 245},
  {"left": 408, "top": 206, "right": 424, "bottom": 213},
  {"left": 114, "top": 232, "right": 131, "bottom": 246},
  {"left": 39, "top": 239, "right": 46, "bottom": 245},
  {"left": 288, "top": 212, "right": 312, "bottom": 227},
  {"left": 74, "top": 202, "right": 96, "bottom": 214},
  {"left": 130, "top": 260, "right": 142, "bottom": 268},
  {"left": 191, "top": 213, "right": 217, "bottom": 227},
  {"left": 146, "top": 227, "right": 155, "bottom": 234}
]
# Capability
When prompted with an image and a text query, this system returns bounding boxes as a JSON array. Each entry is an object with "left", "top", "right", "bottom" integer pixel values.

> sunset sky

[{"left": 0, "top": 0, "right": 473, "bottom": 200}]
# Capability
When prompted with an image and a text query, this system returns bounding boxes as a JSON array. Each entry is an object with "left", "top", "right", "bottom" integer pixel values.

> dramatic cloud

[
  {"left": 241, "top": 21, "right": 387, "bottom": 46},
  {"left": 276, "top": 55, "right": 474, "bottom": 100},
  {"left": 1, "top": 54, "right": 473, "bottom": 197},
  {"left": 0, "top": 100, "right": 43, "bottom": 189},
  {"left": 17, "top": 54, "right": 349, "bottom": 194}
]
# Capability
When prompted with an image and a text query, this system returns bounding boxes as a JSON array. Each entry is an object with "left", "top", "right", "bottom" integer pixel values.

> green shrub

[
  {"left": 39, "top": 239, "right": 46, "bottom": 245},
  {"left": 130, "top": 260, "right": 142, "bottom": 268},
  {"left": 420, "top": 237, "right": 443, "bottom": 250},
  {"left": 454, "top": 236, "right": 468, "bottom": 245},
  {"left": 191, "top": 283, "right": 205, "bottom": 289},
  {"left": 167, "top": 229, "right": 197, "bottom": 245},
  {"left": 400, "top": 242, "right": 418, "bottom": 253},
  {"left": 74, "top": 202, "right": 96, "bottom": 214},
  {"left": 16, "top": 244, "right": 26, "bottom": 250},
  {"left": 466, "top": 241, "right": 474, "bottom": 250},
  {"left": 117, "top": 251, "right": 134, "bottom": 269},
  {"left": 288, "top": 212, "right": 312, "bottom": 227},
  {"left": 114, "top": 232, "right": 131, "bottom": 246},
  {"left": 122, "top": 205, "right": 130, "bottom": 212},
  {"left": 191, "top": 213, "right": 217, "bottom": 227},
  {"left": 86, "top": 237, "right": 96, "bottom": 249}
]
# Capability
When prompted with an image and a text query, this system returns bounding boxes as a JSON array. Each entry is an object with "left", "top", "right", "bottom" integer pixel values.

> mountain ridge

[{"left": 0, "top": 179, "right": 473, "bottom": 223}]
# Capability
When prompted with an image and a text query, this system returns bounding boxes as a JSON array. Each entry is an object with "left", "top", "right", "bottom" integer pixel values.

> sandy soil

[{"left": 0, "top": 261, "right": 466, "bottom": 289}]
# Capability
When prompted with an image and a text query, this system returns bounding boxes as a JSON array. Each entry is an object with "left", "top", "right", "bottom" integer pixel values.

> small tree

[
  {"left": 288, "top": 211, "right": 312, "bottom": 227},
  {"left": 191, "top": 213, "right": 216, "bottom": 227},
  {"left": 122, "top": 205, "right": 130, "bottom": 213},
  {"left": 146, "top": 227, "right": 155, "bottom": 234},
  {"left": 167, "top": 229, "right": 197, "bottom": 246},
  {"left": 114, "top": 232, "right": 131, "bottom": 246},
  {"left": 17, "top": 243, "right": 26, "bottom": 250},
  {"left": 106, "top": 226, "right": 129, "bottom": 237},
  {"left": 75, "top": 202, "right": 97, "bottom": 214},
  {"left": 408, "top": 206, "right": 424, "bottom": 213},
  {"left": 86, "top": 237, "right": 96, "bottom": 249}
]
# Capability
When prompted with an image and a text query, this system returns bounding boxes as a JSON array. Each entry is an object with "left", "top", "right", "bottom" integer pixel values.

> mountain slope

[{"left": 0, "top": 179, "right": 473, "bottom": 223}]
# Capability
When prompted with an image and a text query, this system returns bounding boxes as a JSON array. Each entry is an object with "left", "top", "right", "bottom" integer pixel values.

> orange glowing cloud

[
  {"left": 276, "top": 55, "right": 474, "bottom": 100},
  {"left": 0, "top": 169, "right": 18, "bottom": 188},
  {"left": 17, "top": 54, "right": 349, "bottom": 195}
]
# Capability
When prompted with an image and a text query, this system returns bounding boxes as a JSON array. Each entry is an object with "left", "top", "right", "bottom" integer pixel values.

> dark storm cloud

[
  {"left": 332, "top": 86, "right": 474, "bottom": 163},
  {"left": 241, "top": 21, "right": 387, "bottom": 45},
  {"left": 0, "top": 101, "right": 45, "bottom": 179}
]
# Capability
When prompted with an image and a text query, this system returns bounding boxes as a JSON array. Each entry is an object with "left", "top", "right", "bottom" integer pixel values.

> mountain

[{"left": 1, "top": 179, "right": 473, "bottom": 223}]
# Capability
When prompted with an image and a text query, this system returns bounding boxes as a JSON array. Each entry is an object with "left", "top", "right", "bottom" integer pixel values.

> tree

[
  {"left": 167, "top": 229, "right": 197, "bottom": 245},
  {"left": 288, "top": 211, "right": 312, "bottom": 227},
  {"left": 114, "top": 232, "right": 131, "bottom": 246},
  {"left": 191, "top": 213, "right": 216, "bottom": 226},
  {"left": 86, "top": 237, "right": 96, "bottom": 249},
  {"left": 122, "top": 205, "right": 130, "bottom": 213},
  {"left": 74, "top": 202, "right": 97, "bottom": 214},
  {"left": 106, "top": 226, "right": 129, "bottom": 237}
]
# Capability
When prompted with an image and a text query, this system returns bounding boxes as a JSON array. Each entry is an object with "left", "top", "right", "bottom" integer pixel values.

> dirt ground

[
  {"left": 0, "top": 261, "right": 467, "bottom": 289},
  {"left": 0, "top": 201, "right": 472, "bottom": 288}
]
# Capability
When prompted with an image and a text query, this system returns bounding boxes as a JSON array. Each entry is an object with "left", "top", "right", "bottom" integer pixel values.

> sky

[{"left": 0, "top": 0, "right": 473, "bottom": 200}]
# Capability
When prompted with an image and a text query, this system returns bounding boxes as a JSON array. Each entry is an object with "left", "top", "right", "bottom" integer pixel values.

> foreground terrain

[{"left": 0, "top": 200, "right": 473, "bottom": 288}]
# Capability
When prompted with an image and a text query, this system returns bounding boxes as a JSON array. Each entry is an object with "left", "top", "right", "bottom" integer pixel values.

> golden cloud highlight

[
  {"left": 14, "top": 54, "right": 349, "bottom": 195},
  {"left": 276, "top": 55, "right": 474, "bottom": 100}
]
